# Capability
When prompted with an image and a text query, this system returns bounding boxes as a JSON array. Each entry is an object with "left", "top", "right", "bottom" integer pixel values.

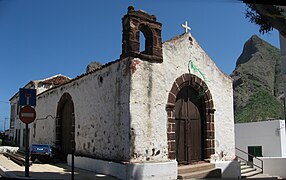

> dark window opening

[{"left": 248, "top": 146, "right": 262, "bottom": 162}]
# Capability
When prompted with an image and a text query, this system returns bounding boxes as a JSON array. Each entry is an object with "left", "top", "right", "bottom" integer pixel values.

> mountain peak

[
  {"left": 236, "top": 35, "right": 277, "bottom": 66},
  {"left": 250, "top": 34, "right": 259, "bottom": 41},
  {"left": 230, "top": 34, "right": 283, "bottom": 123}
]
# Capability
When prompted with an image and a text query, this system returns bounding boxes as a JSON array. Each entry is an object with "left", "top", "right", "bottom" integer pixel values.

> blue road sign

[{"left": 19, "top": 88, "right": 36, "bottom": 106}]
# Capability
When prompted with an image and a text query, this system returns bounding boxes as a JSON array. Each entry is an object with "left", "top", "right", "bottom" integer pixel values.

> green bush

[{"left": 235, "top": 89, "right": 284, "bottom": 123}]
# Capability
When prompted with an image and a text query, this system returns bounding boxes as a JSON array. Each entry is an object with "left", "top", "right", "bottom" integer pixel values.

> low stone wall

[
  {"left": 214, "top": 161, "right": 241, "bottom": 179},
  {"left": 254, "top": 157, "right": 286, "bottom": 178},
  {"left": 67, "top": 154, "right": 177, "bottom": 179},
  {"left": 0, "top": 146, "right": 19, "bottom": 154}
]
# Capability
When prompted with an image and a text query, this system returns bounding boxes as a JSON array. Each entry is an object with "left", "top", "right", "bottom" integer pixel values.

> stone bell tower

[{"left": 120, "top": 6, "right": 163, "bottom": 63}]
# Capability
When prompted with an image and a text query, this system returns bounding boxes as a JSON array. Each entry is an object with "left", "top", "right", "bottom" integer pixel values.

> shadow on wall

[
  {"left": 214, "top": 160, "right": 241, "bottom": 179},
  {"left": 254, "top": 157, "right": 286, "bottom": 178}
]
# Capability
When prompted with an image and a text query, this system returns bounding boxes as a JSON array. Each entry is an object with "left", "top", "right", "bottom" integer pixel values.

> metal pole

[
  {"left": 72, "top": 149, "right": 74, "bottom": 180},
  {"left": 284, "top": 99, "right": 286, "bottom": 135},
  {"left": 25, "top": 123, "right": 29, "bottom": 177}
]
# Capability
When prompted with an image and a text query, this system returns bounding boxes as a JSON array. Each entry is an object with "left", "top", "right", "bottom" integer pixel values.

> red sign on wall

[{"left": 19, "top": 106, "right": 36, "bottom": 124}]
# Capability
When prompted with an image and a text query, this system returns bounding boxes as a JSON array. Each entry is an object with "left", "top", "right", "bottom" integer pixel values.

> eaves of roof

[{"left": 36, "top": 58, "right": 121, "bottom": 97}]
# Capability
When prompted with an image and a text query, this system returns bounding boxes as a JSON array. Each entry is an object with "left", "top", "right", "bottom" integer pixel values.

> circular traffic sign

[{"left": 19, "top": 106, "right": 36, "bottom": 124}]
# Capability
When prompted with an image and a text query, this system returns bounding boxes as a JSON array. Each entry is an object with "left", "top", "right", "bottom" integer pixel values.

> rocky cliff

[{"left": 230, "top": 35, "right": 284, "bottom": 123}]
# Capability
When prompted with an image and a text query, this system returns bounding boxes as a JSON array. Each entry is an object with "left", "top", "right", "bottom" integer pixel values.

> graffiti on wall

[{"left": 188, "top": 60, "right": 208, "bottom": 99}]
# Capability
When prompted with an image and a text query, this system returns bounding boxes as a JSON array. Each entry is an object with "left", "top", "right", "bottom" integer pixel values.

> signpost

[
  {"left": 19, "top": 106, "right": 36, "bottom": 124},
  {"left": 19, "top": 88, "right": 37, "bottom": 177},
  {"left": 19, "top": 88, "right": 36, "bottom": 106}
]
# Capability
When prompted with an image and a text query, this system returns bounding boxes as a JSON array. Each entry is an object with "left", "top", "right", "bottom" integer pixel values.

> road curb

[
  {"left": 0, "top": 162, "right": 20, "bottom": 178},
  {"left": 0, "top": 163, "right": 37, "bottom": 179}
]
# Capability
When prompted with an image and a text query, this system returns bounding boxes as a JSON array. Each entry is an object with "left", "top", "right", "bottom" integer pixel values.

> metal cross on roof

[{"left": 182, "top": 21, "right": 191, "bottom": 33}]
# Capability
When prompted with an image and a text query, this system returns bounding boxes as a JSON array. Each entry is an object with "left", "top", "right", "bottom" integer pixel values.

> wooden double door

[{"left": 175, "top": 85, "right": 203, "bottom": 164}]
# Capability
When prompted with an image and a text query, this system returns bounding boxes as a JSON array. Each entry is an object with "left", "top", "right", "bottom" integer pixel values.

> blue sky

[{"left": 0, "top": 0, "right": 280, "bottom": 131}]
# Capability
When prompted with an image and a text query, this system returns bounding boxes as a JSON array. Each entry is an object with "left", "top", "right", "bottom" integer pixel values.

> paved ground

[
  {"left": 249, "top": 173, "right": 281, "bottom": 179},
  {"left": 0, "top": 154, "right": 118, "bottom": 179}
]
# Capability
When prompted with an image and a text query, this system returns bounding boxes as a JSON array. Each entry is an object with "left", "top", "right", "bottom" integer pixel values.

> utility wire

[{"left": 0, "top": 101, "right": 9, "bottom": 104}]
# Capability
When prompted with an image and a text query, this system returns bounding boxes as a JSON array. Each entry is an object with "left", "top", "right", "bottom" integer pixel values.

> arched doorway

[
  {"left": 56, "top": 93, "right": 75, "bottom": 162},
  {"left": 166, "top": 74, "right": 215, "bottom": 164},
  {"left": 175, "top": 85, "right": 203, "bottom": 164}
]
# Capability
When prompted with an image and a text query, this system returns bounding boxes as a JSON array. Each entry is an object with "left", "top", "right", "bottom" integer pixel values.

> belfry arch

[
  {"left": 120, "top": 6, "right": 163, "bottom": 62},
  {"left": 55, "top": 93, "right": 75, "bottom": 161},
  {"left": 166, "top": 73, "right": 215, "bottom": 163},
  {"left": 138, "top": 24, "right": 153, "bottom": 55}
]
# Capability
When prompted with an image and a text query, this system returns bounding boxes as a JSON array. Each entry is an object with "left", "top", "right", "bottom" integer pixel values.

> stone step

[
  {"left": 241, "top": 167, "right": 256, "bottom": 174},
  {"left": 241, "top": 165, "right": 252, "bottom": 170},
  {"left": 178, "top": 163, "right": 215, "bottom": 174},
  {"left": 239, "top": 161, "right": 247, "bottom": 166},
  {"left": 242, "top": 169, "right": 263, "bottom": 178},
  {"left": 178, "top": 168, "right": 221, "bottom": 179}
]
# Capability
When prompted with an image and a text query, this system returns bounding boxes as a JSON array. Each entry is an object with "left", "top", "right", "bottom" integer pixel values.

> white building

[
  {"left": 235, "top": 120, "right": 286, "bottom": 178},
  {"left": 9, "top": 74, "right": 70, "bottom": 149},
  {"left": 10, "top": 7, "right": 236, "bottom": 179},
  {"left": 235, "top": 120, "right": 286, "bottom": 160}
]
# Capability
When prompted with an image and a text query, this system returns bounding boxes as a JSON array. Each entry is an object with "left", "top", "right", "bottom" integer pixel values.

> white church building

[{"left": 10, "top": 6, "right": 236, "bottom": 179}]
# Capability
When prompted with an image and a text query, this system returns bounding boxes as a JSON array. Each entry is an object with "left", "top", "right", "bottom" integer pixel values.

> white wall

[
  {"left": 254, "top": 157, "right": 286, "bottom": 178},
  {"left": 129, "top": 33, "right": 235, "bottom": 162},
  {"left": 163, "top": 33, "right": 235, "bottom": 157},
  {"left": 0, "top": 146, "right": 19, "bottom": 153},
  {"left": 33, "top": 60, "right": 132, "bottom": 161},
  {"left": 280, "top": 121, "right": 286, "bottom": 157},
  {"left": 67, "top": 155, "right": 177, "bottom": 180},
  {"left": 214, "top": 161, "right": 241, "bottom": 179},
  {"left": 24, "top": 33, "right": 234, "bottom": 180},
  {"left": 235, "top": 120, "right": 286, "bottom": 160}
]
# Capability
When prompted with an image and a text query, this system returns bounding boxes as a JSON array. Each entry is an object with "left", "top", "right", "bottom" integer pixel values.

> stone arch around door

[
  {"left": 55, "top": 93, "right": 75, "bottom": 161},
  {"left": 166, "top": 73, "right": 215, "bottom": 162}
]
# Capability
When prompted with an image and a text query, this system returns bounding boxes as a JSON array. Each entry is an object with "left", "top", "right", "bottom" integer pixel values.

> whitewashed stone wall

[
  {"left": 129, "top": 33, "right": 235, "bottom": 162},
  {"left": 31, "top": 33, "right": 234, "bottom": 165},
  {"left": 129, "top": 59, "right": 169, "bottom": 162},
  {"left": 32, "top": 60, "right": 132, "bottom": 161}
]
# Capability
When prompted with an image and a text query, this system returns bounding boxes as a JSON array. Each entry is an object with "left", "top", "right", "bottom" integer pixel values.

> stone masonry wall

[
  {"left": 129, "top": 33, "right": 235, "bottom": 162},
  {"left": 31, "top": 33, "right": 235, "bottom": 163},
  {"left": 32, "top": 60, "right": 131, "bottom": 161}
]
